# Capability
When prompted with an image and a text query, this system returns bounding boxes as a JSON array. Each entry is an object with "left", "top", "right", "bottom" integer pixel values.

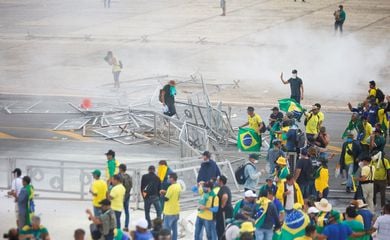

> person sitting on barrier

[
  {"left": 197, "top": 151, "right": 221, "bottom": 183},
  {"left": 90, "top": 169, "right": 108, "bottom": 217},
  {"left": 105, "top": 150, "right": 120, "bottom": 186},
  {"left": 19, "top": 216, "right": 49, "bottom": 240}
]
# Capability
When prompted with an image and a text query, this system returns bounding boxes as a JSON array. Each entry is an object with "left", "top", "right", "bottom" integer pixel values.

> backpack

[
  {"left": 295, "top": 129, "right": 306, "bottom": 149},
  {"left": 159, "top": 85, "right": 169, "bottom": 103},
  {"left": 235, "top": 163, "right": 255, "bottom": 185},
  {"left": 376, "top": 88, "right": 385, "bottom": 103}
]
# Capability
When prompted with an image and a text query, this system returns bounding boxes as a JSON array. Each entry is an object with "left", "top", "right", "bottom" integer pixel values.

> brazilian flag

[
  {"left": 237, "top": 127, "right": 261, "bottom": 152},
  {"left": 278, "top": 98, "right": 305, "bottom": 120}
]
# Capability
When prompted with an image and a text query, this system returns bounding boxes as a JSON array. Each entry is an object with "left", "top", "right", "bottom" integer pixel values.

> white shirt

[
  {"left": 285, "top": 184, "right": 295, "bottom": 210},
  {"left": 373, "top": 215, "right": 390, "bottom": 240},
  {"left": 11, "top": 177, "right": 23, "bottom": 197}
]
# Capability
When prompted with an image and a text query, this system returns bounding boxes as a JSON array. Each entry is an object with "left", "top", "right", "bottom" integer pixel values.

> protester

[
  {"left": 18, "top": 176, "right": 34, "bottom": 230},
  {"left": 370, "top": 129, "right": 385, "bottom": 153},
  {"left": 141, "top": 165, "right": 162, "bottom": 229},
  {"left": 104, "top": 51, "right": 122, "bottom": 88},
  {"left": 334, "top": 5, "right": 346, "bottom": 33},
  {"left": 87, "top": 199, "right": 116, "bottom": 239},
  {"left": 267, "top": 139, "right": 285, "bottom": 175},
  {"left": 109, "top": 174, "right": 126, "bottom": 229},
  {"left": 265, "top": 189, "right": 285, "bottom": 222},
  {"left": 160, "top": 80, "right": 177, "bottom": 117},
  {"left": 258, "top": 177, "right": 277, "bottom": 198},
  {"left": 214, "top": 175, "right": 232, "bottom": 240},
  {"left": 151, "top": 218, "right": 163, "bottom": 239},
  {"left": 371, "top": 151, "right": 390, "bottom": 208},
  {"left": 369, "top": 203, "right": 390, "bottom": 239},
  {"left": 130, "top": 219, "right": 154, "bottom": 240},
  {"left": 118, "top": 164, "right": 133, "bottom": 231},
  {"left": 90, "top": 169, "right": 108, "bottom": 217},
  {"left": 240, "top": 106, "right": 265, "bottom": 150},
  {"left": 295, "top": 225, "right": 317, "bottom": 240},
  {"left": 340, "top": 132, "right": 361, "bottom": 193},
  {"left": 7, "top": 168, "right": 23, "bottom": 228},
  {"left": 274, "top": 156, "right": 289, "bottom": 182},
  {"left": 276, "top": 174, "right": 304, "bottom": 213},
  {"left": 357, "top": 156, "right": 375, "bottom": 213},
  {"left": 368, "top": 80, "right": 385, "bottom": 103},
  {"left": 343, "top": 206, "right": 369, "bottom": 240},
  {"left": 232, "top": 190, "right": 257, "bottom": 218},
  {"left": 157, "top": 160, "right": 174, "bottom": 211},
  {"left": 360, "top": 116, "right": 373, "bottom": 155},
  {"left": 197, "top": 151, "right": 221, "bottom": 183},
  {"left": 315, "top": 127, "right": 330, "bottom": 158},
  {"left": 295, "top": 148, "right": 314, "bottom": 199},
  {"left": 304, "top": 105, "right": 321, "bottom": 143},
  {"left": 194, "top": 181, "right": 219, "bottom": 240},
  {"left": 244, "top": 154, "right": 262, "bottom": 192},
  {"left": 280, "top": 69, "right": 304, "bottom": 104},
  {"left": 105, "top": 150, "right": 120, "bottom": 185},
  {"left": 161, "top": 172, "right": 181, "bottom": 240},
  {"left": 269, "top": 107, "right": 284, "bottom": 129},
  {"left": 253, "top": 196, "right": 281, "bottom": 240},
  {"left": 350, "top": 200, "right": 373, "bottom": 231},
  {"left": 19, "top": 216, "right": 49, "bottom": 240},
  {"left": 239, "top": 221, "right": 255, "bottom": 239},
  {"left": 314, "top": 158, "right": 329, "bottom": 200},
  {"left": 307, "top": 206, "right": 320, "bottom": 226},
  {"left": 74, "top": 229, "right": 85, "bottom": 240}
]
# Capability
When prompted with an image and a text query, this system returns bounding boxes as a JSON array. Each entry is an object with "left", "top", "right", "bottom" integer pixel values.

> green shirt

[
  {"left": 342, "top": 220, "right": 368, "bottom": 240},
  {"left": 20, "top": 225, "right": 48, "bottom": 240}
]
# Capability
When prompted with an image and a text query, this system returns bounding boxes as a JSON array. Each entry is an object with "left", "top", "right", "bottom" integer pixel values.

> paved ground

[{"left": 1, "top": 0, "right": 390, "bottom": 237}]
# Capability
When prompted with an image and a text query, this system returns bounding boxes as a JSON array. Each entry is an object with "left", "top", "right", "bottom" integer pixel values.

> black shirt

[
  {"left": 217, "top": 185, "right": 233, "bottom": 218},
  {"left": 288, "top": 78, "right": 303, "bottom": 97},
  {"left": 163, "top": 84, "right": 175, "bottom": 105},
  {"left": 296, "top": 158, "right": 313, "bottom": 185},
  {"left": 269, "top": 112, "right": 284, "bottom": 127},
  {"left": 140, "top": 172, "right": 161, "bottom": 198}
]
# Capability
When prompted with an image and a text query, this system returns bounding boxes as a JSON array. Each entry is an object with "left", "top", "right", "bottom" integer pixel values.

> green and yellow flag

[
  {"left": 237, "top": 128, "right": 261, "bottom": 152},
  {"left": 278, "top": 98, "right": 305, "bottom": 120}
]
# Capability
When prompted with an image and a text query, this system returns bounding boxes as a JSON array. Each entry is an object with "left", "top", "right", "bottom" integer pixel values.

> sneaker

[{"left": 346, "top": 187, "right": 351, "bottom": 193}]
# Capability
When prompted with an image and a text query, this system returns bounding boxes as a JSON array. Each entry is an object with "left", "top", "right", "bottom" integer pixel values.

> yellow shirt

[
  {"left": 318, "top": 111, "right": 325, "bottom": 123},
  {"left": 295, "top": 237, "right": 312, "bottom": 240},
  {"left": 110, "top": 184, "right": 125, "bottom": 211},
  {"left": 111, "top": 57, "right": 121, "bottom": 72},
  {"left": 197, "top": 195, "right": 219, "bottom": 221},
  {"left": 305, "top": 113, "right": 320, "bottom": 134},
  {"left": 91, "top": 179, "right": 108, "bottom": 207},
  {"left": 361, "top": 122, "right": 372, "bottom": 145},
  {"left": 315, "top": 167, "right": 329, "bottom": 193},
  {"left": 344, "top": 143, "right": 354, "bottom": 165},
  {"left": 354, "top": 215, "right": 364, "bottom": 225},
  {"left": 248, "top": 113, "right": 263, "bottom": 132},
  {"left": 361, "top": 165, "right": 375, "bottom": 181},
  {"left": 163, "top": 183, "right": 182, "bottom": 215},
  {"left": 369, "top": 88, "right": 377, "bottom": 98},
  {"left": 372, "top": 158, "right": 390, "bottom": 180}
]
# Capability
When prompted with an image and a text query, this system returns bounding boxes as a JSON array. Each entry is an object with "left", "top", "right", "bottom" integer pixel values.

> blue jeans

[
  {"left": 346, "top": 164, "right": 354, "bottom": 188},
  {"left": 163, "top": 215, "right": 179, "bottom": 240},
  {"left": 144, "top": 196, "right": 162, "bottom": 229},
  {"left": 194, "top": 217, "right": 217, "bottom": 240},
  {"left": 317, "top": 188, "right": 329, "bottom": 200},
  {"left": 123, "top": 196, "right": 130, "bottom": 229},
  {"left": 93, "top": 206, "right": 101, "bottom": 217},
  {"left": 114, "top": 211, "right": 121, "bottom": 229},
  {"left": 255, "top": 228, "right": 273, "bottom": 240}
]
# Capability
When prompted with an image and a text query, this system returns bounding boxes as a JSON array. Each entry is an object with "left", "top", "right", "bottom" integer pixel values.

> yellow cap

[
  {"left": 240, "top": 221, "right": 255, "bottom": 233},
  {"left": 276, "top": 156, "right": 287, "bottom": 165}
]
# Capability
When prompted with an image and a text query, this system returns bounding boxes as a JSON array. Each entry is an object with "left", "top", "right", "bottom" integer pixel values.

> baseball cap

[
  {"left": 136, "top": 219, "right": 148, "bottom": 229},
  {"left": 91, "top": 169, "right": 101, "bottom": 177},
  {"left": 244, "top": 190, "right": 257, "bottom": 198},
  {"left": 105, "top": 149, "right": 115, "bottom": 156},
  {"left": 99, "top": 199, "right": 111, "bottom": 206},
  {"left": 249, "top": 153, "right": 259, "bottom": 160}
]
